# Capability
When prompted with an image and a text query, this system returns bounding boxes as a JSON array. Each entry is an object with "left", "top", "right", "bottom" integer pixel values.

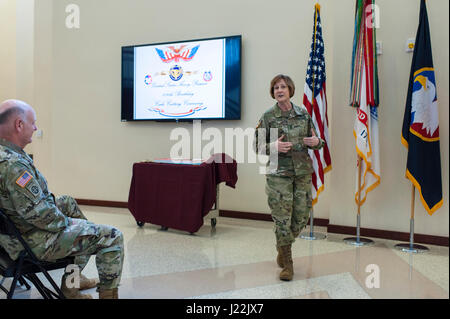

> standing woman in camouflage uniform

[{"left": 254, "top": 75, "right": 323, "bottom": 281}]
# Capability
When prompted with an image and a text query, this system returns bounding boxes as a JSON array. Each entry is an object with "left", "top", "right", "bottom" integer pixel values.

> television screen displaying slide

[{"left": 121, "top": 35, "right": 241, "bottom": 121}]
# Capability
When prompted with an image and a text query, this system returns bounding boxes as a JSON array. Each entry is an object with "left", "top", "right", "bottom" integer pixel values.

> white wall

[
  {"left": 6, "top": 0, "right": 448, "bottom": 237},
  {"left": 15, "top": 0, "right": 34, "bottom": 104},
  {"left": 0, "top": 0, "right": 34, "bottom": 154},
  {"left": 32, "top": 0, "right": 53, "bottom": 177},
  {"left": 0, "top": 0, "right": 17, "bottom": 102}
]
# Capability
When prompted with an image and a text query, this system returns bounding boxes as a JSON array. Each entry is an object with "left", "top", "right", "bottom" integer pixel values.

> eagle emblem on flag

[{"left": 410, "top": 68, "right": 439, "bottom": 141}]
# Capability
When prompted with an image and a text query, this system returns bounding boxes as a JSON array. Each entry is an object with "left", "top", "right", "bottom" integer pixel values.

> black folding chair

[{"left": 0, "top": 209, "right": 74, "bottom": 299}]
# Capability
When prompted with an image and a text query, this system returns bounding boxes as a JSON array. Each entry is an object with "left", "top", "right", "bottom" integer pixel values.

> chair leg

[
  {"left": 0, "top": 283, "right": 9, "bottom": 295},
  {"left": 7, "top": 278, "right": 18, "bottom": 298},
  {"left": 6, "top": 268, "right": 20, "bottom": 299},
  {"left": 0, "top": 276, "right": 8, "bottom": 295},
  {"left": 18, "top": 276, "right": 31, "bottom": 290},
  {"left": 0, "top": 272, "right": 30, "bottom": 298},
  {"left": 7, "top": 258, "right": 24, "bottom": 299},
  {"left": 33, "top": 273, "right": 61, "bottom": 299},
  {"left": 26, "top": 274, "right": 52, "bottom": 299},
  {"left": 38, "top": 267, "right": 66, "bottom": 299},
  {"left": 42, "top": 286, "right": 60, "bottom": 299}
]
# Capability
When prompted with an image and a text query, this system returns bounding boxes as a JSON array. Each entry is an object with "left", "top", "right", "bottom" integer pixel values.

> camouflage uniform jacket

[
  {"left": 254, "top": 103, "right": 324, "bottom": 177},
  {"left": 0, "top": 138, "right": 81, "bottom": 260}
]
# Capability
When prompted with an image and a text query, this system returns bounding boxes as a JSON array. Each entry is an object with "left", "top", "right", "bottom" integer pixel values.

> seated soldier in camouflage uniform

[
  {"left": 254, "top": 75, "right": 323, "bottom": 281},
  {"left": 0, "top": 99, "right": 124, "bottom": 299}
]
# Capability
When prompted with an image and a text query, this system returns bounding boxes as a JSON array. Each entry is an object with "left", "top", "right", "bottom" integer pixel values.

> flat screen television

[{"left": 121, "top": 35, "right": 241, "bottom": 121}]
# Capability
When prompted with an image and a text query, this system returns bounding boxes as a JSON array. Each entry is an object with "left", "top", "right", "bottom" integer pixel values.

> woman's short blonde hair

[{"left": 270, "top": 74, "right": 295, "bottom": 99}]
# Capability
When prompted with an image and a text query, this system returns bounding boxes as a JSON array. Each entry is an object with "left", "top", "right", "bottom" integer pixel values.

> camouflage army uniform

[
  {"left": 0, "top": 138, "right": 124, "bottom": 290},
  {"left": 254, "top": 103, "right": 324, "bottom": 248}
]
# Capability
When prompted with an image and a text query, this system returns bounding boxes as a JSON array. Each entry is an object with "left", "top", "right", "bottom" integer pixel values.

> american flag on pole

[
  {"left": 350, "top": 0, "right": 380, "bottom": 205},
  {"left": 302, "top": 3, "right": 332, "bottom": 205}
]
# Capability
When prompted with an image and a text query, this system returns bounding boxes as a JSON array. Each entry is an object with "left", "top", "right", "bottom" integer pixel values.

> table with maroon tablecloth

[{"left": 127, "top": 154, "right": 237, "bottom": 233}]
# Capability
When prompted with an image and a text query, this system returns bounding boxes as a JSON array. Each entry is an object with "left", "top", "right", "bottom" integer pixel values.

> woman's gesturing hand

[
  {"left": 275, "top": 135, "right": 293, "bottom": 153},
  {"left": 303, "top": 129, "right": 320, "bottom": 147}
]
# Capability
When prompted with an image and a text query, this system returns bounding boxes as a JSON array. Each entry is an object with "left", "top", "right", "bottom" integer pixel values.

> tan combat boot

[
  {"left": 276, "top": 247, "right": 284, "bottom": 268},
  {"left": 99, "top": 288, "right": 119, "bottom": 299},
  {"left": 61, "top": 277, "right": 93, "bottom": 299},
  {"left": 279, "top": 245, "right": 293, "bottom": 281},
  {"left": 79, "top": 274, "right": 99, "bottom": 291}
]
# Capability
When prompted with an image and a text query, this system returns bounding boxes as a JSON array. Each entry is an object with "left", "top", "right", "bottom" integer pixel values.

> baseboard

[
  {"left": 219, "top": 210, "right": 273, "bottom": 221},
  {"left": 327, "top": 224, "right": 449, "bottom": 247},
  {"left": 76, "top": 199, "right": 448, "bottom": 247},
  {"left": 219, "top": 210, "right": 330, "bottom": 227},
  {"left": 76, "top": 198, "right": 128, "bottom": 208}
]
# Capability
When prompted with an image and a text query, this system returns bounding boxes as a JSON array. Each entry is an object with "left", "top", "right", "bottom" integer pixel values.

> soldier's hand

[
  {"left": 275, "top": 135, "right": 293, "bottom": 153},
  {"left": 303, "top": 129, "right": 320, "bottom": 147}
]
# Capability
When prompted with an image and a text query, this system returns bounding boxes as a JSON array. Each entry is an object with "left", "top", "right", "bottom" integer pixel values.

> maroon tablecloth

[{"left": 128, "top": 154, "right": 237, "bottom": 233}]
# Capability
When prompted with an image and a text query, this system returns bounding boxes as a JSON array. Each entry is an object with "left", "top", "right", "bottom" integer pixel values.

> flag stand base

[
  {"left": 394, "top": 243, "right": 428, "bottom": 253},
  {"left": 344, "top": 237, "right": 374, "bottom": 246},
  {"left": 300, "top": 232, "right": 327, "bottom": 240},
  {"left": 300, "top": 210, "right": 327, "bottom": 240},
  {"left": 343, "top": 214, "right": 374, "bottom": 246},
  {"left": 394, "top": 219, "right": 428, "bottom": 253}
]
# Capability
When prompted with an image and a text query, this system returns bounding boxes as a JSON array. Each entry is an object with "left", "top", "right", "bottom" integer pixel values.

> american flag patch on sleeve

[{"left": 16, "top": 171, "right": 33, "bottom": 188}]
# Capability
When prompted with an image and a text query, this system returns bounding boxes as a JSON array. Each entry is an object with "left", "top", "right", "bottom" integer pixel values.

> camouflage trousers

[
  {"left": 265, "top": 175, "right": 312, "bottom": 248},
  {"left": 55, "top": 195, "right": 89, "bottom": 269},
  {"left": 52, "top": 195, "right": 124, "bottom": 290}
]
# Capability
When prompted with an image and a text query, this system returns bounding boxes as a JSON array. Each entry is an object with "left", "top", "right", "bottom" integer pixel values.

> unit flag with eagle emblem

[{"left": 401, "top": 0, "right": 443, "bottom": 215}]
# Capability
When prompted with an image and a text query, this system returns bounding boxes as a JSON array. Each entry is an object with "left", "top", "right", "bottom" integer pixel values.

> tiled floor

[{"left": 1, "top": 205, "right": 448, "bottom": 299}]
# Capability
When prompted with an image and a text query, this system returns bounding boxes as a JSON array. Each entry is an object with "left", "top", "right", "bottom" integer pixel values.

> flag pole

[
  {"left": 357, "top": 155, "right": 362, "bottom": 240},
  {"left": 344, "top": 155, "right": 374, "bottom": 246},
  {"left": 300, "top": 207, "right": 327, "bottom": 240},
  {"left": 299, "top": 2, "right": 327, "bottom": 242},
  {"left": 395, "top": 184, "right": 429, "bottom": 253}
]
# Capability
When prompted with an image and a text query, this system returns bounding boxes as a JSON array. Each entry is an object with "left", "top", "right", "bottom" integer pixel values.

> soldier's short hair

[
  {"left": 270, "top": 74, "right": 295, "bottom": 99},
  {"left": 0, "top": 107, "right": 25, "bottom": 125}
]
